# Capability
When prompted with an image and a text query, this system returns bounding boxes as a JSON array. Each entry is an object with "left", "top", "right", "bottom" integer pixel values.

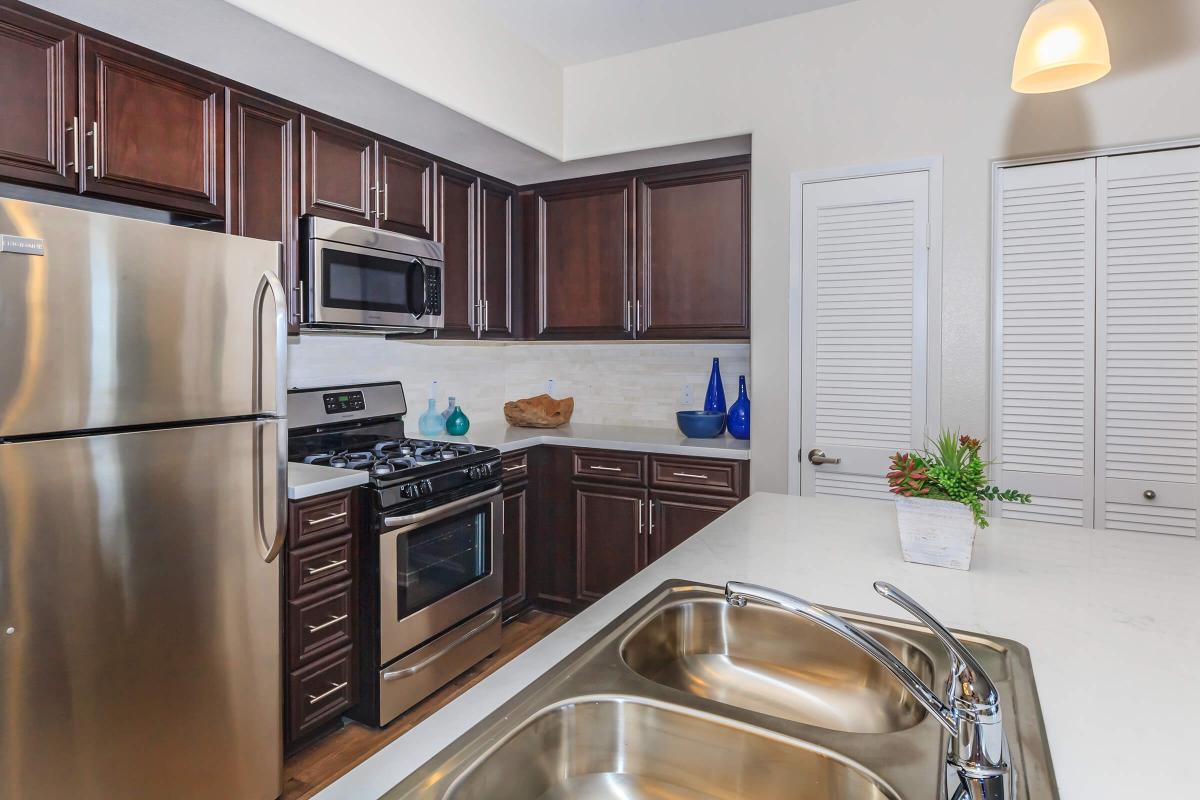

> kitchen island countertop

[
  {"left": 314, "top": 491, "right": 1200, "bottom": 799},
  {"left": 287, "top": 461, "right": 369, "bottom": 500}
]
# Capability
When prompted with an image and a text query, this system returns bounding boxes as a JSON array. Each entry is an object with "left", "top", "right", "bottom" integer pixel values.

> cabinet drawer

[
  {"left": 501, "top": 451, "right": 528, "bottom": 483},
  {"left": 650, "top": 456, "right": 743, "bottom": 497},
  {"left": 287, "top": 582, "right": 353, "bottom": 667},
  {"left": 573, "top": 450, "right": 646, "bottom": 485},
  {"left": 288, "top": 645, "right": 355, "bottom": 741},
  {"left": 291, "top": 492, "right": 352, "bottom": 546},
  {"left": 288, "top": 535, "right": 353, "bottom": 597}
]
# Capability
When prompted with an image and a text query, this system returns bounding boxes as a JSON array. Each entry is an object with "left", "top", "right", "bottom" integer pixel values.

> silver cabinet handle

[
  {"left": 624, "top": 300, "right": 632, "bottom": 332},
  {"left": 86, "top": 121, "right": 98, "bottom": 176},
  {"left": 590, "top": 465, "right": 622, "bottom": 472},
  {"left": 672, "top": 471, "right": 709, "bottom": 479},
  {"left": 807, "top": 448, "right": 841, "bottom": 465},
  {"left": 503, "top": 465, "right": 524, "bottom": 472},
  {"left": 308, "top": 681, "right": 348, "bottom": 705},
  {"left": 307, "top": 613, "right": 348, "bottom": 632},
  {"left": 483, "top": 299, "right": 489, "bottom": 332},
  {"left": 648, "top": 500, "right": 654, "bottom": 536},
  {"left": 294, "top": 280, "right": 304, "bottom": 324},
  {"left": 383, "top": 608, "right": 500, "bottom": 681},
  {"left": 306, "top": 511, "right": 347, "bottom": 526},
  {"left": 306, "top": 558, "right": 347, "bottom": 575},
  {"left": 382, "top": 181, "right": 389, "bottom": 221},
  {"left": 66, "top": 116, "right": 80, "bottom": 174},
  {"left": 636, "top": 299, "right": 642, "bottom": 333},
  {"left": 639, "top": 500, "right": 644, "bottom": 534}
]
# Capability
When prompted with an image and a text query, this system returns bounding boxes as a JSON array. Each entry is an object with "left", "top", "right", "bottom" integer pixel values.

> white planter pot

[{"left": 895, "top": 496, "right": 978, "bottom": 570}]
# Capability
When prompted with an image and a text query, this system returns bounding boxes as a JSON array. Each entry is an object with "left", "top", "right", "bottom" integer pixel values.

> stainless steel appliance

[
  {"left": 0, "top": 198, "right": 287, "bottom": 800},
  {"left": 287, "top": 383, "right": 502, "bottom": 726},
  {"left": 301, "top": 217, "right": 444, "bottom": 334}
]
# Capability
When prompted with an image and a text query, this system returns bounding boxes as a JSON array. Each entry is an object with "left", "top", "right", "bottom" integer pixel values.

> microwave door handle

[{"left": 410, "top": 258, "right": 428, "bottom": 319}]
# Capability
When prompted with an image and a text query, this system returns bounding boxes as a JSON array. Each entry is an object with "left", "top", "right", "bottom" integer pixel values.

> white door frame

[{"left": 788, "top": 157, "right": 944, "bottom": 495}]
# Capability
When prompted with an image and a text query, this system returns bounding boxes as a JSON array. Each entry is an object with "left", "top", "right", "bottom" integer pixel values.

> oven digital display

[{"left": 324, "top": 390, "right": 365, "bottom": 414}]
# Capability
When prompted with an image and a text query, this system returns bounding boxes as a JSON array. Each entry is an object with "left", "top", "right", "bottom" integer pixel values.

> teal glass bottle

[
  {"left": 446, "top": 404, "right": 470, "bottom": 436},
  {"left": 418, "top": 398, "right": 445, "bottom": 435}
]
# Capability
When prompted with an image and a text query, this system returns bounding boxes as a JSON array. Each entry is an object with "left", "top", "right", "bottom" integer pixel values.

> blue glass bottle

[
  {"left": 446, "top": 404, "right": 470, "bottom": 436},
  {"left": 704, "top": 357, "right": 727, "bottom": 434},
  {"left": 418, "top": 398, "right": 446, "bottom": 436},
  {"left": 727, "top": 375, "right": 750, "bottom": 440}
]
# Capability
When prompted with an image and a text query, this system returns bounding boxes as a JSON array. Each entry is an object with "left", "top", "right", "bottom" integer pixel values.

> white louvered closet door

[
  {"left": 1096, "top": 147, "right": 1200, "bottom": 536},
  {"left": 800, "top": 171, "right": 930, "bottom": 499},
  {"left": 994, "top": 159, "right": 1096, "bottom": 526}
]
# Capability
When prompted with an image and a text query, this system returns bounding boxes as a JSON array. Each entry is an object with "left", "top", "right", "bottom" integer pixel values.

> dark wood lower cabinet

[
  {"left": 650, "top": 490, "right": 739, "bottom": 560},
  {"left": 502, "top": 479, "right": 528, "bottom": 617},
  {"left": 574, "top": 482, "right": 647, "bottom": 603}
]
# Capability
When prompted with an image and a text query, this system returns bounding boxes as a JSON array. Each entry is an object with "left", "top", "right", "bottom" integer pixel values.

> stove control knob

[
  {"left": 481, "top": 463, "right": 493, "bottom": 477},
  {"left": 401, "top": 483, "right": 418, "bottom": 499},
  {"left": 467, "top": 466, "right": 481, "bottom": 480},
  {"left": 419, "top": 479, "right": 434, "bottom": 497}
]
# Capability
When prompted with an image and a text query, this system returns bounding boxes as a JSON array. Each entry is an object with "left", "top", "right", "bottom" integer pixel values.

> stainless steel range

[{"left": 288, "top": 382, "right": 503, "bottom": 726}]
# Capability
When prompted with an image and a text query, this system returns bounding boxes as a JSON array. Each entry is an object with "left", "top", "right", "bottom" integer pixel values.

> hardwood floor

[{"left": 282, "top": 610, "right": 569, "bottom": 800}]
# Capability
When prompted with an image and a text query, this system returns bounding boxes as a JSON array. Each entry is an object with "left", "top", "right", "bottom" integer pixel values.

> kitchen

[{"left": 0, "top": 1, "right": 1197, "bottom": 799}]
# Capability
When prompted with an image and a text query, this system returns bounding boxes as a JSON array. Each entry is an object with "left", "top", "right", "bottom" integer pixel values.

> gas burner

[{"left": 373, "top": 440, "right": 415, "bottom": 457}]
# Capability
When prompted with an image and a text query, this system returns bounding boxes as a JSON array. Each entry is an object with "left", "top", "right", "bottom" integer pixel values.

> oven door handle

[
  {"left": 381, "top": 606, "right": 501, "bottom": 681},
  {"left": 382, "top": 486, "right": 501, "bottom": 530}
]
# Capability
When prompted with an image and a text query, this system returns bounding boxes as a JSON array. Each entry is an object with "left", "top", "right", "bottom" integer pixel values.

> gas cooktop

[{"left": 299, "top": 439, "right": 484, "bottom": 477}]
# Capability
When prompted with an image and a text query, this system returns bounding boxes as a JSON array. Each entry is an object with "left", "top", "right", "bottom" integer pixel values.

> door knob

[
  {"left": 1144, "top": 489, "right": 1157, "bottom": 500},
  {"left": 807, "top": 448, "right": 841, "bottom": 465}
]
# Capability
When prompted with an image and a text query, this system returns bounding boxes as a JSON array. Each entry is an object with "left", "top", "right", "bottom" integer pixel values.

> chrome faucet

[{"left": 725, "top": 580, "right": 1013, "bottom": 800}]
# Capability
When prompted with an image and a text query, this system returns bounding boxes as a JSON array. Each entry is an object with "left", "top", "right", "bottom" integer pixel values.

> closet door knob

[{"left": 1143, "top": 489, "right": 1157, "bottom": 500}]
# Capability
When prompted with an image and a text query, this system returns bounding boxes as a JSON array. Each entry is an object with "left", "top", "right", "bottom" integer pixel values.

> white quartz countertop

[
  {"left": 287, "top": 461, "right": 369, "bottom": 500},
  {"left": 315, "top": 492, "right": 1200, "bottom": 799},
  {"left": 424, "top": 421, "right": 751, "bottom": 460}
]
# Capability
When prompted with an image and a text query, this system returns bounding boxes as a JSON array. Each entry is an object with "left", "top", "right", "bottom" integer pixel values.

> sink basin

[
  {"left": 443, "top": 696, "right": 897, "bottom": 800},
  {"left": 621, "top": 596, "right": 933, "bottom": 733}
]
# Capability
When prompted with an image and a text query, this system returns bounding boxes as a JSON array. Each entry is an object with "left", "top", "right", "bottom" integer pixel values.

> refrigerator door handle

[
  {"left": 253, "top": 267, "right": 288, "bottom": 416},
  {"left": 255, "top": 420, "right": 287, "bottom": 563}
]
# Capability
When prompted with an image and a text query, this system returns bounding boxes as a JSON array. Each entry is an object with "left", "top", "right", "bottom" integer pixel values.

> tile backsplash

[{"left": 288, "top": 336, "right": 750, "bottom": 429}]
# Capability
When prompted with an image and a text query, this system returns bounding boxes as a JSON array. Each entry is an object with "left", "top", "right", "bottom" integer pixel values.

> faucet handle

[{"left": 873, "top": 582, "right": 1000, "bottom": 714}]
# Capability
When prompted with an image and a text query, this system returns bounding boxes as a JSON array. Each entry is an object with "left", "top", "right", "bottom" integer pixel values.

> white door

[
  {"left": 1096, "top": 147, "right": 1200, "bottom": 535},
  {"left": 800, "top": 171, "right": 931, "bottom": 499},
  {"left": 993, "top": 158, "right": 1097, "bottom": 526}
]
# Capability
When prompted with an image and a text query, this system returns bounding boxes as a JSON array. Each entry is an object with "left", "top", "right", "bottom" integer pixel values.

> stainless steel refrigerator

[{"left": 0, "top": 198, "right": 287, "bottom": 799}]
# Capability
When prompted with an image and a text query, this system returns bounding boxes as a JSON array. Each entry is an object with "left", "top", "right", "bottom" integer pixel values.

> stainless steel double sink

[{"left": 384, "top": 581, "right": 1057, "bottom": 799}]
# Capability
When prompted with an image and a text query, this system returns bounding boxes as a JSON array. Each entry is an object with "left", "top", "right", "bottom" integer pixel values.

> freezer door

[
  {"left": 0, "top": 419, "right": 286, "bottom": 800},
  {"left": 0, "top": 198, "right": 286, "bottom": 437}
]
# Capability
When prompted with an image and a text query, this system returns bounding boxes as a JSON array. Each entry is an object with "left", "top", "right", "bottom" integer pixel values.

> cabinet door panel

[
  {"left": 301, "top": 114, "right": 373, "bottom": 224},
  {"left": 651, "top": 491, "right": 737, "bottom": 561},
  {"left": 436, "top": 163, "right": 477, "bottom": 337},
  {"left": 639, "top": 163, "right": 750, "bottom": 338},
  {"left": 81, "top": 37, "right": 223, "bottom": 215},
  {"left": 228, "top": 90, "right": 300, "bottom": 331},
  {"left": 575, "top": 483, "right": 645, "bottom": 603},
  {"left": 480, "top": 178, "right": 516, "bottom": 338},
  {"left": 534, "top": 179, "right": 634, "bottom": 338},
  {"left": 379, "top": 143, "right": 434, "bottom": 238},
  {"left": 503, "top": 483, "right": 528, "bottom": 615},
  {"left": 0, "top": 7, "right": 77, "bottom": 188}
]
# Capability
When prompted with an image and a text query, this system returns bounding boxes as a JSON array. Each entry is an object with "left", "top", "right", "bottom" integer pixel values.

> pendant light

[{"left": 1012, "top": 0, "right": 1111, "bottom": 93}]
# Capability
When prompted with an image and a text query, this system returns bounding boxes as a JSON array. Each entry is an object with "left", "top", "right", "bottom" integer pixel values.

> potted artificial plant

[{"left": 887, "top": 432, "right": 1031, "bottom": 570}]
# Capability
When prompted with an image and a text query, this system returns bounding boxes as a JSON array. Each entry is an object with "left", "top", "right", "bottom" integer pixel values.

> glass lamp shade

[{"left": 1012, "top": 0, "right": 1111, "bottom": 94}]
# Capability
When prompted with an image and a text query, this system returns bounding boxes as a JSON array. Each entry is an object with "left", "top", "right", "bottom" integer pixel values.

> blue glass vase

[
  {"left": 704, "top": 357, "right": 727, "bottom": 434},
  {"left": 418, "top": 398, "right": 445, "bottom": 436},
  {"left": 727, "top": 375, "right": 750, "bottom": 440}
]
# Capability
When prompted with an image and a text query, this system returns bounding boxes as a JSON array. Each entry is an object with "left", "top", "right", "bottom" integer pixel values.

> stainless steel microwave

[{"left": 301, "top": 216, "right": 444, "bottom": 334}]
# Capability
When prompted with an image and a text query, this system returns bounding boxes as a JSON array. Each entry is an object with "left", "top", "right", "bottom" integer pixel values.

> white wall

[
  {"left": 561, "top": 0, "right": 1200, "bottom": 491},
  {"left": 289, "top": 338, "right": 750, "bottom": 430}
]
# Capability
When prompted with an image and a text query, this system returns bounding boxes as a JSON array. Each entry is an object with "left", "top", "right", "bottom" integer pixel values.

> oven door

[
  {"left": 378, "top": 486, "right": 502, "bottom": 663},
  {"left": 308, "top": 238, "right": 444, "bottom": 331}
]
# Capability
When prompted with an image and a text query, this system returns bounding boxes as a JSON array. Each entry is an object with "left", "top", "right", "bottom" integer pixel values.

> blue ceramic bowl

[{"left": 676, "top": 410, "right": 726, "bottom": 439}]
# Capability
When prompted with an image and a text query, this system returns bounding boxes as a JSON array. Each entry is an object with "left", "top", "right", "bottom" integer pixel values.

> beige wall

[{"left": 562, "top": 0, "right": 1200, "bottom": 491}]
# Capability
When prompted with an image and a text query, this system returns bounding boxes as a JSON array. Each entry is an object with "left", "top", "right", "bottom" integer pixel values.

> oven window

[
  {"left": 396, "top": 506, "right": 490, "bottom": 618},
  {"left": 323, "top": 248, "right": 425, "bottom": 315}
]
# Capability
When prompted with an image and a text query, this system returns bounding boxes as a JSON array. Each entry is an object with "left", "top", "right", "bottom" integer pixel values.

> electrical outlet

[
  {"left": 545, "top": 379, "right": 556, "bottom": 396},
  {"left": 682, "top": 383, "right": 694, "bottom": 406}
]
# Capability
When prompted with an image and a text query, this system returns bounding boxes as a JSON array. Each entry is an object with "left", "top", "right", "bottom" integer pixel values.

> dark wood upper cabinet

[
  {"left": 79, "top": 37, "right": 223, "bottom": 216},
  {"left": 531, "top": 178, "right": 635, "bottom": 339},
  {"left": 480, "top": 178, "right": 516, "bottom": 338},
  {"left": 0, "top": 7, "right": 77, "bottom": 189},
  {"left": 638, "top": 162, "right": 750, "bottom": 338},
  {"left": 435, "top": 162, "right": 477, "bottom": 337},
  {"left": 227, "top": 90, "right": 300, "bottom": 331},
  {"left": 301, "top": 114, "right": 373, "bottom": 225},
  {"left": 378, "top": 143, "right": 434, "bottom": 239},
  {"left": 575, "top": 482, "right": 646, "bottom": 603}
]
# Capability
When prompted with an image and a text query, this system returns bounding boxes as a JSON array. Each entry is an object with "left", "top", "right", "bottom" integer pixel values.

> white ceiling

[{"left": 470, "top": 0, "right": 859, "bottom": 65}]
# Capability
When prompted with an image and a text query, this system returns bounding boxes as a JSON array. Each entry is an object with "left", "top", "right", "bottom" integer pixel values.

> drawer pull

[
  {"left": 307, "top": 614, "right": 349, "bottom": 633},
  {"left": 307, "top": 681, "right": 348, "bottom": 705},
  {"left": 672, "top": 471, "right": 709, "bottom": 479},
  {"left": 306, "top": 511, "right": 347, "bottom": 526},
  {"left": 590, "top": 465, "right": 622, "bottom": 472},
  {"left": 503, "top": 465, "right": 524, "bottom": 472},
  {"left": 307, "top": 559, "right": 348, "bottom": 575}
]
